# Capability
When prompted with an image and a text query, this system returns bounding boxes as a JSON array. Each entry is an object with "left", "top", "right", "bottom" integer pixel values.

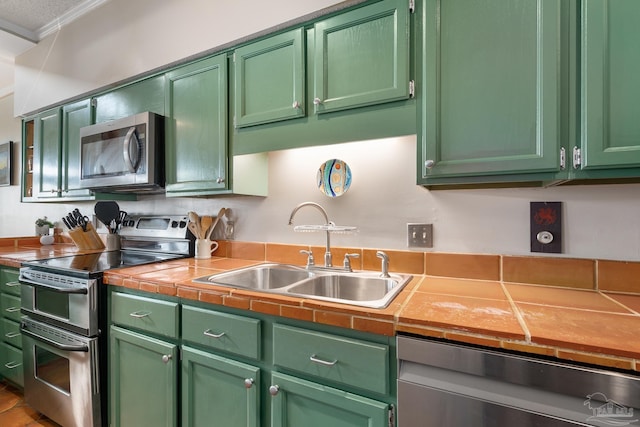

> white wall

[{"left": 5, "top": 0, "right": 640, "bottom": 262}]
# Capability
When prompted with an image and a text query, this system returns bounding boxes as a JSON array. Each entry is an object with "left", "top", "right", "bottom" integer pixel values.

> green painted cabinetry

[
  {"left": 110, "top": 325, "right": 178, "bottom": 427},
  {"left": 164, "top": 55, "right": 229, "bottom": 196},
  {"left": 94, "top": 75, "right": 165, "bottom": 123},
  {"left": 181, "top": 346, "right": 260, "bottom": 427},
  {"left": 31, "top": 107, "right": 62, "bottom": 199},
  {"left": 270, "top": 372, "right": 389, "bottom": 427},
  {"left": 61, "top": 99, "right": 94, "bottom": 199},
  {"left": 579, "top": 0, "right": 640, "bottom": 172},
  {"left": 313, "top": 0, "right": 410, "bottom": 114},
  {"left": 234, "top": 28, "right": 305, "bottom": 128},
  {"left": 0, "top": 268, "right": 22, "bottom": 387},
  {"left": 417, "top": 0, "right": 567, "bottom": 185}
]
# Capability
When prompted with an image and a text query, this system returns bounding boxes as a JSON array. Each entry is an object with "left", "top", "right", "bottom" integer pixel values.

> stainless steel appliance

[
  {"left": 397, "top": 335, "right": 640, "bottom": 426},
  {"left": 79, "top": 112, "right": 164, "bottom": 192},
  {"left": 19, "top": 215, "right": 193, "bottom": 427}
]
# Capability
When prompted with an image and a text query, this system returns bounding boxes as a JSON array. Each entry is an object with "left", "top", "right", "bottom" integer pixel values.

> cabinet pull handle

[
  {"left": 244, "top": 378, "right": 254, "bottom": 389},
  {"left": 292, "top": 101, "right": 300, "bottom": 109},
  {"left": 313, "top": 98, "right": 323, "bottom": 105},
  {"left": 162, "top": 354, "right": 172, "bottom": 363},
  {"left": 6, "top": 281, "right": 20, "bottom": 287},
  {"left": 269, "top": 385, "right": 280, "bottom": 396},
  {"left": 129, "top": 311, "right": 151, "bottom": 318},
  {"left": 5, "top": 332, "right": 20, "bottom": 338},
  {"left": 203, "top": 329, "right": 225, "bottom": 339},
  {"left": 309, "top": 354, "right": 338, "bottom": 367},
  {"left": 425, "top": 159, "right": 435, "bottom": 169},
  {"left": 5, "top": 307, "right": 20, "bottom": 313},
  {"left": 5, "top": 361, "right": 21, "bottom": 369}
]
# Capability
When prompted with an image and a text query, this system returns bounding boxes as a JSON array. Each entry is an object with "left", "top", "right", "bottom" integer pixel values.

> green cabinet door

[
  {"left": 165, "top": 55, "right": 228, "bottom": 196},
  {"left": 110, "top": 326, "right": 178, "bottom": 427},
  {"left": 580, "top": 0, "right": 640, "bottom": 169},
  {"left": 270, "top": 372, "right": 389, "bottom": 427},
  {"left": 234, "top": 28, "right": 305, "bottom": 127},
  {"left": 181, "top": 346, "right": 260, "bottom": 427},
  {"left": 313, "top": 0, "right": 410, "bottom": 114},
  {"left": 418, "top": 0, "right": 564, "bottom": 182},
  {"left": 94, "top": 75, "right": 166, "bottom": 123},
  {"left": 61, "top": 99, "right": 94, "bottom": 199},
  {"left": 32, "top": 108, "right": 62, "bottom": 199}
]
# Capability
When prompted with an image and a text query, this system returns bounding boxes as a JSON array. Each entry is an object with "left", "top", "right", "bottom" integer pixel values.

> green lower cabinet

[
  {"left": 270, "top": 372, "right": 390, "bottom": 427},
  {"left": 0, "top": 342, "right": 23, "bottom": 386},
  {"left": 181, "top": 346, "right": 260, "bottom": 427},
  {"left": 110, "top": 325, "right": 179, "bottom": 427}
]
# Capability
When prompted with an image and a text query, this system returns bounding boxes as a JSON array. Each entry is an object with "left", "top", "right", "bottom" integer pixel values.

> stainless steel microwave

[{"left": 79, "top": 111, "right": 164, "bottom": 192}]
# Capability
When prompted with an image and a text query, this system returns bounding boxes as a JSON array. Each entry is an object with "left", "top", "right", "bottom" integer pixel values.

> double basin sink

[{"left": 193, "top": 263, "right": 412, "bottom": 309}]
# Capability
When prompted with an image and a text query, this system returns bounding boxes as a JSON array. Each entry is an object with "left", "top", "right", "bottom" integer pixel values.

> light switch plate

[
  {"left": 530, "top": 202, "right": 562, "bottom": 253},
  {"left": 408, "top": 223, "right": 433, "bottom": 248}
]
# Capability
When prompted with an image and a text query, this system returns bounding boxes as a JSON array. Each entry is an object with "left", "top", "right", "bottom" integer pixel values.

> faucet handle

[
  {"left": 299, "top": 250, "right": 315, "bottom": 268},
  {"left": 376, "top": 251, "right": 390, "bottom": 278},
  {"left": 343, "top": 253, "right": 360, "bottom": 271}
]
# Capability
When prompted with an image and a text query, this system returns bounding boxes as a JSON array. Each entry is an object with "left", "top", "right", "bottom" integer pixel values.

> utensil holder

[
  {"left": 105, "top": 234, "right": 121, "bottom": 251},
  {"left": 68, "top": 223, "right": 105, "bottom": 250}
]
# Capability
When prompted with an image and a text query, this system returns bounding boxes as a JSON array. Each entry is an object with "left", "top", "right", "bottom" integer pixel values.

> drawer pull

[
  {"left": 129, "top": 311, "right": 152, "bottom": 318},
  {"left": 310, "top": 354, "right": 338, "bottom": 367},
  {"left": 5, "top": 307, "right": 20, "bottom": 313},
  {"left": 244, "top": 378, "right": 254, "bottom": 389},
  {"left": 6, "top": 281, "right": 20, "bottom": 287},
  {"left": 269, "top": 385, "right": 280, "bottom": 396},
  {"left": 203, "top": 329, "right": 226, "bottom": 339},
  {"left": 4, "top": 361, "right": 21, "bottom": 369},
  {"left": 5, "top": 332, "right": 20, "bottom": 338}
]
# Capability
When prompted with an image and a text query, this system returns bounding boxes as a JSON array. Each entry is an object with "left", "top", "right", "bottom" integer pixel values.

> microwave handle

[{"left": 123, "top": 126, "right": 141, "bottom": 172}]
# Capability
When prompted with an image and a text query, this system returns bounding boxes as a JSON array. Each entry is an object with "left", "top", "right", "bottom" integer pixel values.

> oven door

[
  {"left": 21, "top": 317, "right": 101, "bottom": 427},
  {"left": 20, "top": 268, "right": 98, "bottom": 337}
]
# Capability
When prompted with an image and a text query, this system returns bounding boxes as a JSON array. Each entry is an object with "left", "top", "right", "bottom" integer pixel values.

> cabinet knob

[
  {"left": 313, "top": 98, "right": 323, "bottom": 105},
  {"left": 425, "top": 159, "right": 435, "bottom": 169},
  {"left": 269, "top": 385, "right": 280, "bottom": 396},
  {"left": 216, "top": 177, "right": 225, "bottom": 184},
  {"left": 161, "top": 354, "right": 172, "bottom": 363},
  {"left": 292, "top": 101, "right": 301, "bottom": 109},
  {"left": 244, "top": 378, "right": 254, "bottom": 389}
]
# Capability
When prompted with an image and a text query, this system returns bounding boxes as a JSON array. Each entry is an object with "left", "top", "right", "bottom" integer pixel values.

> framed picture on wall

[{"left": 0, "top": 141, "right": 13, "bottom": 186}]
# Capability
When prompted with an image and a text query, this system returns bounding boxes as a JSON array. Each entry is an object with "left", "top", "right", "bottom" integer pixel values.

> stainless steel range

[{"left": 19, "top": 215, "right": 194, "bottom": 427}]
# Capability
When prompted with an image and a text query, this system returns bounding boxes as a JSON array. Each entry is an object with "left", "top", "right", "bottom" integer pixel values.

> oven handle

[
  {"left": 20, "top": 278, "right": 88, "bottom": 295},
  {"left": 21, "top": 327, "right": 89, "bottom": 352}
]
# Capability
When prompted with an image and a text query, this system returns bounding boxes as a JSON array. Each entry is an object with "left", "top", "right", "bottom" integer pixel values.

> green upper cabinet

[
  {"left": 313, "top": 0, "right": 410, "bottom": 114},
  {"left": 234, "top": 28, "right": 305, "bottom": 127},
  {"left": 61, "top": 99, "right": 94, "bottom": 199},
  {"left": 94, "top": 75, "right": 165, "bottom": 123},
  {"left": 32, "top": 108, "right": 62, "bottom": 199},
  {"left": 165, "top": 55, "right": 228, "bottom": 196},
  {"left": 580, "top": 0, "right": 640, "bottom": 171},
  {"left": 417, "top": 0, "right": 567, "bottom": 184}
]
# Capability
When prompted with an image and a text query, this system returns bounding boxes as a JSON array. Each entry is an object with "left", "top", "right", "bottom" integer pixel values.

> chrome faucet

[{"left": 288, "top": 202, "right": 333, "bottom": 267}]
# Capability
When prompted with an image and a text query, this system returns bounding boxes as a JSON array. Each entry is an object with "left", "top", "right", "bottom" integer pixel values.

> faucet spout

[{"left": 288, "top": 202, "right": 332, "bottom": 267}]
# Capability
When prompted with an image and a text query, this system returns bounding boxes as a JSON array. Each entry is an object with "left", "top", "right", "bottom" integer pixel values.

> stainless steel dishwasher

[{"left": 397, "top": 335, "right": 640, "bottom": 426}]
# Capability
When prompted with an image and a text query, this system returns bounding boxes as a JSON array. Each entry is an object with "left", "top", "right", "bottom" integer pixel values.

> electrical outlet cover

[{"left": 530, "top": 202, "right": 562, "bottom": 253}]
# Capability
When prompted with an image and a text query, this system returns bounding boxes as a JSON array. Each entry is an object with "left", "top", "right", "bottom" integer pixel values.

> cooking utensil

[
  {"left": 94, "top": 201, "right": 121, "bottom": 233},
  {"left": 200, "top": 216, "right": 213, "bottom": 239},
  {"left": 188, "top": 211, "right": 202, "bottom": 238},
  {"left": 187, "top": 221, "right": 200, "bottom": 239},
  {"left": 206, "top": 207, "right": 226, "bottom": 240}
]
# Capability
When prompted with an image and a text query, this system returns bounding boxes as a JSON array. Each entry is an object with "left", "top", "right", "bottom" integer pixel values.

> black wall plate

[{"left": 530, "top": 201, "right": 562, "bottom": 253}]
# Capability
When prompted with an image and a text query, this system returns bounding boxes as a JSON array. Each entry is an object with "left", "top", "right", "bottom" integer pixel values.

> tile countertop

[{"left": 1, "top": 238, "right": 639, "bottom": 372}]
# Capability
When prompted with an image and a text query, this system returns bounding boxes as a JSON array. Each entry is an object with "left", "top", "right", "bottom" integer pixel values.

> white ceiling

[{"left": 0, "top": 0, "right": 108, "bottom": 98}]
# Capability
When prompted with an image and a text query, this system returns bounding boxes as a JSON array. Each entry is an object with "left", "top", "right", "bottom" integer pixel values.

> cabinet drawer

[
  {"left": 111, "top": 292, "right": 179, "bottom": 338},
  {"left": 1, "top": 318, "right": 21, "bottom": 349},
  {"left": 0, "top": 269, "right": 21, "bottom": 296},
  {"left": 1, "top": 294, "right": 21, "bottom": 322},
  {"left": 182, "top": 305, "right": 261, "bottom": 360},
  {"left": 0, "top": 341, "right": 24, "bottom": 387},
  {"left": 273, "top": 324, "right": 389, "bottom": 394}
]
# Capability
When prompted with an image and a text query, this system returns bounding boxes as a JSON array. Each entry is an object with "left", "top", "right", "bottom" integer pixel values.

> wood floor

[{"left": 0, "top": 381, "right": 59, "bottom": 426}]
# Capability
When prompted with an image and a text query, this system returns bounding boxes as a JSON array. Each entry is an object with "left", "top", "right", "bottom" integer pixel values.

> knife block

[{"left": 68, "top": 223, "right": 105, "bottom": 250}]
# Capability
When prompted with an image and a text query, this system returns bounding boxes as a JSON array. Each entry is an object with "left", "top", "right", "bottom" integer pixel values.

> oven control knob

[
  {"left": 162, "top": 354, "right": 172, "bottom": 363},
  {"left": 171, "top": 220, "right": 178, "bottom": 228},
  {"left": 179, "top": 221, "right": 187, "bottom": 228}
]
